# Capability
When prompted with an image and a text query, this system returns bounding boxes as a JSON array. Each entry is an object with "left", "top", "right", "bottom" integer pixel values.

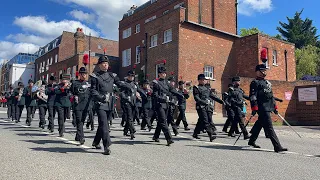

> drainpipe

[{"left": 199, "top": 0, "right": 202, "bottom": 24}]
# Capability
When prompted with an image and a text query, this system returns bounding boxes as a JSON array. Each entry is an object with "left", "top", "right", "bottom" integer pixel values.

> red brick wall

[
  {"left": 240, "top": 77, "right": 320, "bottom": 125},
  {"left": 178, "top": 21, "right": 237, "bottom": 113},
  {"left": 213, "top": 0, "right": 237, "bottom": 34},
  {"left": 119, "top": 0, "right": 186, "bottom": 80},
  {"left": 59, "top": 32, "right": 75, "bottom": 62},
  {"left": 258, "top": 34, "right": 296, "bottom": 81},
  {"left": 84, "top": 37, "right": 119, "bottom": 57},
  {"left": 36, "top": 47, "right": 59, "bottom": 80},
  {"left": 234, "top": 34, "right": 296, "bottom": 82},
  {"left": 143, "top": 8, "right": 181, "bottom": 81},
  {"left": 234, "top": 35, "right": 259, "bottom": 78}
]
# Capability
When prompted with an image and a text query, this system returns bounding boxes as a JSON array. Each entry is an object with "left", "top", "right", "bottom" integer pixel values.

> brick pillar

[{"left": 74, "top": 28, "right": 85, "bottom": 55}]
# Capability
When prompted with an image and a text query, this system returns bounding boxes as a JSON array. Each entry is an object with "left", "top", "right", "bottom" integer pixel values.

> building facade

[
  {"left": 34, "top": 28, "right": 119, "bottom": 81},
  {"left": 118, "top": 0, "right": 296, "bottom": 113},
  {"left": 0, "top": 53, "right": 37, "bottom": 91}
]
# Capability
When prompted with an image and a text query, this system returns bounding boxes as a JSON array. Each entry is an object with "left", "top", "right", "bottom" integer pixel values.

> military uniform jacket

[
  {"left": 46, "top": 84, "right": 57, "bottom": 106},
  {"left": 229, "top": 86, "right": 249, "bottom": 109},
  {"left": 71, "top": 80, "right": 91, "bottom": 111},
  {"left": 90, "top": 71, "right": 130, "bottom": 111},
  {"left": 193, "top": 84, "right": 224, "bottom": 110},
  {"left": 54, "top": 84, "right": 71, "bottom": 107},
  {"left": 177, "top": 89, "right": 190, "bottom": 110},
  {"left": 152, "top": 78, "right": 183, "bottom": 109},
  {"left": 222, "top": 91, "right": 231, "bottom": 109},
  {"left": 24, "top": 86, "right": 37, "bottom": 107},
  {"left": 250, "top": 78, "right": 276, "bottom": 112},
  {"left": 139, "top": 88, "right": 153, "bottom": 109},
  {"left": 5, "top": 91, "right": 14, "bottom": 105},
  {"left": 13, "top": 88, "right": 25, "bottom": 106},
  {"left": 121, "top": 80, "right": 141, "bottom": 106}
]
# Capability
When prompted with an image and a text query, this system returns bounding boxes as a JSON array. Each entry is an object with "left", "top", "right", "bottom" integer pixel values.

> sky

[{"left": 0, "top": 0, "right": 319, "bottom": 63}]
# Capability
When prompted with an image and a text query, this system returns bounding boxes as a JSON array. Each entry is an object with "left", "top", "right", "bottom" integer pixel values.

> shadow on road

[
  {"left": 16, "top": 133, "right": 49, "bottom": 137},
  {"left": 186, "top": 144, "right": 274, "bottom": 153},
  {"left": 21, "top": 139, "right": 73, "bottom": 145},
  {"left": 30, "top": 147, "right": 101, "bottom": 154}
]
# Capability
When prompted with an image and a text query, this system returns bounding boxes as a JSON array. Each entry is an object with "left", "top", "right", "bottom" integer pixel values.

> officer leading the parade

[{"left": 248, "top": 63, "right": 288, "bottom": 153}]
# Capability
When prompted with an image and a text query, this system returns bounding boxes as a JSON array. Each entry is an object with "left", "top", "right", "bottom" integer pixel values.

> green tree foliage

[
  {"left": 273, "top": 34, "right": 283, "bottom": 40},
  {"left": 239, "top": 27, "right": 262, "bottom": 37},
  {"left": 295, "top": 45, "right": 320, "bottom": 79},
  {"left": 277, "top": 10, "right": 319, "bottom": 49}
]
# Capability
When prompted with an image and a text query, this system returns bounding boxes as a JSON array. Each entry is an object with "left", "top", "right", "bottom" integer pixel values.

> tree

[
  {"left": 295, "top": 45, "right": 320, "bottom": 79},
  {"left": 239, "top": 27, "right": 262, "bottom": 37},
  {"left": 273, "top": 34, "right": 283, "bottom": 40},
  {"left": 277, "top": 10, "right": 319, "bottom": 49}
]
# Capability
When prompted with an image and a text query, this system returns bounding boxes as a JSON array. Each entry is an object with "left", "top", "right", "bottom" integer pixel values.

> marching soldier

[
  {"left": 227, "top": 76, "right": 250, "bottom": 139},
  {"left": 55, "top": 74, "right": 72, "bottom": 137},
  {"left": 175, "top": 81, "right": 190, "bottom": 131},
  {"left": 24, "top": 79, "right": 37, "bottom": 126},
  {"left": 152, "top": 66, "right": 183, "bottom": 146},
  {"left": 121, "top": 70, "right": 141, "bottom": 140},
  {"left": 167, "top": 76, "right": 179, "bottom": 136},
  {"left": 5, "top": 85, "right": 14, "bottom": 120},
  {"left": 37, "top": 80, "right": 48, "bottom": 129},
  {"left": 14, "top": 82, "right": 25, "bottom": 123},
  {"left": 71, "top": 67, "right": 91, "bottom": 145},
  {"left": 222, "top": 84, "right": 233, "bottom": 133},
  {"left": 248, "top": 64, "right": 288, "bottom": 152},
  {"left": 90, "top": 55, "right": 131, "bottom": 155},
  {"left": 139, "top": 79, "right": 153, "bottom": 131},
  {"left": 46, "top": 76, "right": 57, "bottom": 132},
  {"left": 192, "top": 74, "right": 224, "bottom": 141}
]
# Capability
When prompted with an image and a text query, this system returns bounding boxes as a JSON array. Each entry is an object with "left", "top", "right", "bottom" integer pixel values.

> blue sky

[{"left": 0, "top": 0, "right": 319, "bottom": 62}]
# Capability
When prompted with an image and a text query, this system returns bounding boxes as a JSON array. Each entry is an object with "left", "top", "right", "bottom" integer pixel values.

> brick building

[
  {"left": 34, "top": 28, "right": 120, "bottom": 81},
  {"left": 118, "top": 0, "right": 296, "bottom": 114}
]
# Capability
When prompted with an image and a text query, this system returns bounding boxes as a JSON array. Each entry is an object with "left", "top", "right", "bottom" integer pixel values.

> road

[{"left": 0, "top": 107, "right": 319, "bottom": 180}]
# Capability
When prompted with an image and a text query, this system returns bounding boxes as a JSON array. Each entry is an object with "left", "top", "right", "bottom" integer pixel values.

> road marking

[
  {"left": 0, "top": 119, "right": 318, "bottom": 159},
  {"left": 176, "top": 134, "right": 318, "bottom": 158}
]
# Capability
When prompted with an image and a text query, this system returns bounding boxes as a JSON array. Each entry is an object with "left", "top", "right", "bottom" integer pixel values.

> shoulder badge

[{"left": 152, "top": 80, "right": 158, "bottom": 84}]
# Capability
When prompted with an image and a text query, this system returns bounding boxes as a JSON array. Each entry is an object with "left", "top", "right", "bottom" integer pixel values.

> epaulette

[
  {"left": 89, "top": 73, "right": 97, "bottom": 78},
  {"left": 153, "top": 80, "right": 158, "bottom": 84},
  {"left": 109, "top": 72, "right": 117, "bottom": 78}
]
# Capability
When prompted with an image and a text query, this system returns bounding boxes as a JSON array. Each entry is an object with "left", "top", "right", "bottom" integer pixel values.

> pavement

[{"left": 0, "top": 107, "right": 319, "bottom": 180}]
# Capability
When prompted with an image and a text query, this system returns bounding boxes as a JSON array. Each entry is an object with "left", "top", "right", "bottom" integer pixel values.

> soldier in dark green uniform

[
  {"left": 24, "top": 79, "right": 37, "bottom": 126},
  {"left": 46, "top": 76, "right": 57, "bottom": 132},
  {"left": 55, "top": 74, "right": 72, "bottom": 137},
  {"left": 71, "top": 67, "right": 91, "bottom": 145},
  {"left": 37, "top": 80, "right": 48, "bottom": 129},
  {"left": 175, "top": 81, "right": 191, "bottom": 131},
  {"left": 5, "top": 85, "right": 14, "bottom": 119},
  {"left": 14, "top": 82, "right": 25, "bottom": 123}
]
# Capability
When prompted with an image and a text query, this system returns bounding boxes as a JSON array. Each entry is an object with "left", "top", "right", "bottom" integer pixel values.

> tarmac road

[{"left": 0, "top": 107, "right": 319, "bottom": 180}]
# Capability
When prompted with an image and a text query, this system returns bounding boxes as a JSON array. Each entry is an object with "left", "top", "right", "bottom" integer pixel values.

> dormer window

[
  {"left": 128, "top": 10, "right": 134, "bottom": 16},
  {"left": 151, "top": 0, "right": 157, "bottom": 4}
]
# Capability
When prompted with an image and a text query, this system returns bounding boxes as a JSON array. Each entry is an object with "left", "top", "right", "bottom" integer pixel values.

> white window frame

[
  {"left": 122, "top": 27, "right": 132, "bottom": 39},
  {"left": 55, "top": 54, "right": 58, "bottom": 63},
  {"left": 50, "top": 57, "right": 53, "bottom": 65},
  {"left": 127, "top": 9, "right": 134, "bottom": 16},
  {"left": 272, "top": 50, "right": 278, "bottom": 66},
  {"left": 136, "top": 46, "right": 141, "bottom": 64},
  {"left": 122, "top": 48, "right": 132, "bottom": 67},
  {"left": 262, "top": 48, "right": 269, "bottom": 68},
  {"left": 150, "top": 34, "right": 158, "bottom": 48},
  {"left": 135, "top": 24, "right": 140, "bottom": 33},
  {"left": 163, "top": 10, "right": 169, "bottom": 15},
  {"left": 174, "top": 2, "right": 185, "bottom": 9},
  {"left": 145, "top": 15, "right": 156, "bottom": 24},
  {"left": 98, "top": 45, "right": 102, "bottom": 49},
  {"left": 156, "top": 63, "right": 164, "bottom": 78},
  {"left": 204, "top": 66, "right": 214, "bottom": 80},
  {"left": 163, "top": 29, "right": 172, "bottom": 44}
]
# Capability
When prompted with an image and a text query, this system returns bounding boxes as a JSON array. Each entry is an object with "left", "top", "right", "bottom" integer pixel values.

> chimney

[{"left": 74, "top": 27, "right": 85, "bottom": 55}]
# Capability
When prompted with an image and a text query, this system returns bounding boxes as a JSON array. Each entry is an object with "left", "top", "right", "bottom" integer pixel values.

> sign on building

[
  {"left": 285, "top": 91, "right": 292, "bottom": 100},
  {"left": 298, "top": 87, "right": 317, "bottom": 102}
]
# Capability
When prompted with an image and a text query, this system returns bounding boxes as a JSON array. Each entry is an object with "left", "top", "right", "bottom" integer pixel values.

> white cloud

[
  {"left": 14, "top": 16, "right": 99, "bottom": 37},
  {"left": 69, "top": 10, "right": 96, "bottom": 23},
  {"left": 6, "top": 34, "right": 51, "bottom": 46},
  {"left": 238, "top": 0, "right": 273, "bottom": 16},
  {"left": 57, "top": 0, "right": 148, "bottom": 40},
  {"left": 0, "top": 41, "right": 39, "bottom": 61}
]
